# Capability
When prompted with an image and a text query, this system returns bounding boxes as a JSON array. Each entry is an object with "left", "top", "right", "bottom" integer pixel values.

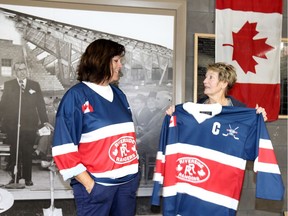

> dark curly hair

[{"left": 77, "top": 39, "right": 125, "bottom": 84}]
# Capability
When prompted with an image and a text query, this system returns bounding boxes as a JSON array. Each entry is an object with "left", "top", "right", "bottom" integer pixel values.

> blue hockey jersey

[
  {"left": 151, "top": 102, "right": 284, "bottom": 216},
  {"left": 52, "top": 82, "right": 139, "bottom": 184}
]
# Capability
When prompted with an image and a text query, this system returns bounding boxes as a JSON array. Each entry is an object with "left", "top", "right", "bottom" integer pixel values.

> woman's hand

[
  {"left": 166, "top": 105, "right": 175, "bottom": 116},
  {"left": 75, "top": 171, "right": 95, "bottom": 194},
  {"left": 85, "top": 181, "right": 95, "bottom": 194},
  {"left": 255, "top": 104, "right": 268, "bottom": 122}
]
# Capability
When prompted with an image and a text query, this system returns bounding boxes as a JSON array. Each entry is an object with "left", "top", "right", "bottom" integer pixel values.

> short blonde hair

[{"left": 207, "top": 62, "right": 237, "bottom": 92}]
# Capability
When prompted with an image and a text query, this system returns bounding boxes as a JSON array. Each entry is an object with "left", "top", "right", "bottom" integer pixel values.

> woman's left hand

[{"left": 255, "top": 104, "right": 268, "bottom": 122}]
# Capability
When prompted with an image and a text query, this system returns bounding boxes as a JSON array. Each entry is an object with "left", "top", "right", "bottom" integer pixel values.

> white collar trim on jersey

[
  {"left": 183, "top": 102, "right": 222, "bottom": 123},
  {"left": 83, "top": 81, "right": 113, "bottom": 102}
]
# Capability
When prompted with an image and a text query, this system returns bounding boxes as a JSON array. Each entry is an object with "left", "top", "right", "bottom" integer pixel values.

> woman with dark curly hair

[{"left": 52, "top": 39, "right": 139, "bottom": 216}]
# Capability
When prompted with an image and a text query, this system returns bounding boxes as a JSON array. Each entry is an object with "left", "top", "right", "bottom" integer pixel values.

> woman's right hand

[{"left": 166, "top": 105, "right": 175, "bottom": 116}]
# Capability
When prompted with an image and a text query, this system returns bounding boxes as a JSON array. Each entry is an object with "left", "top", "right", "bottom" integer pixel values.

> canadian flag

[
  {"left": 82, "top": 101, "right": 94, "bottom": 113},
  {"left": 169, "top": 116, "right": 177, "bottom": 127},
  {"left": 215, "top": 0, "right": 283, "bottom": 121}
]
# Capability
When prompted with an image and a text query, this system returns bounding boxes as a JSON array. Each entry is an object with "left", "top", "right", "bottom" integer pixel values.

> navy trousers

[{"left": 72, "top": 173, "right": 140, "bottom": 216}]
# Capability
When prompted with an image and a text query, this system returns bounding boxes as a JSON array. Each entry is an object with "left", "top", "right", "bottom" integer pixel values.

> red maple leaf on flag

[{"left": 223, "top": 21, "right": 274, "bottom": 74}]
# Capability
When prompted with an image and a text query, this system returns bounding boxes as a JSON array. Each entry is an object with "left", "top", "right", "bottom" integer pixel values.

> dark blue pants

[{"left": 72, "top": 173, "right": 140, "bottom": 216}]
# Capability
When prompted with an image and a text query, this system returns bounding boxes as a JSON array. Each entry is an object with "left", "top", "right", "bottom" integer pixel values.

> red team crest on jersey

[
  {"left": 109, "top": 136, "right": 137, "bottom": 164},
  {"left": 176, "top": 157, "right": 210, "bottom": 183}
]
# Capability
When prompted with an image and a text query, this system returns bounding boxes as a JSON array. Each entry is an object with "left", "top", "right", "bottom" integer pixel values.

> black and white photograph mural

[{"left": 0, "top": 3, "right": 174, "bottom": 199}]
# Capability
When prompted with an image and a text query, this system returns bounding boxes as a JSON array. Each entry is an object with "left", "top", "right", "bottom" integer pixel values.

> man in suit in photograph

[{"left": 0, "top": 62, "right": 49, "bottom": 186}]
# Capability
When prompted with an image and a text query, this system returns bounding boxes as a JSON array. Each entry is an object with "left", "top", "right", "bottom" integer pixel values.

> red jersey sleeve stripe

[{"left": 258, "top": 148, "right": 278, "bottom": 164}]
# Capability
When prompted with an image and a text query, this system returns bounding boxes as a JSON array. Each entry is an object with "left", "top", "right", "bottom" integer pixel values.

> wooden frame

[{"left": 194, "top": 33, "right": 288, "bottom": 119}]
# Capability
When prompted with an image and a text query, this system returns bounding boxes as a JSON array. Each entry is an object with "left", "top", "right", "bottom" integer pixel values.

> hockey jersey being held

[{"left": 151, "top": 102, "right": 284, "bottom": 216}]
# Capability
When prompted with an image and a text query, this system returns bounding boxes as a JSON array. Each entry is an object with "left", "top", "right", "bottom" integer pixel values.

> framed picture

[
  {"left": 0, "top": 0, "right": 187, "bottom": 200},
  {"left": 194, "top": 33, "right": 288, "bottom": 119}
]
